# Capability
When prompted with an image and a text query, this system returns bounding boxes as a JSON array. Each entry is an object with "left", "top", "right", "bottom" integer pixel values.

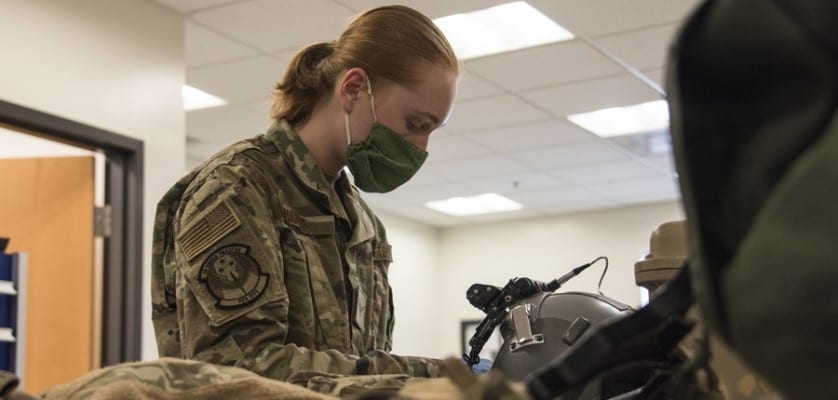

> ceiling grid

[{"left": 156, "top": 0, "right": 700, "bottom": 226}]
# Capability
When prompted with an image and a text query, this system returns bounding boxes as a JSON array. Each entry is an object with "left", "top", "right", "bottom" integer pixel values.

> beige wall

[
  {"left": 376, "top": 201, "right": 684, "bottom": 359},
  {"left": 0, "top": 0, "right": 185, "bottom": 361},
  {"left": 376, "top": 212, "right": 441, "bottom": 358}
]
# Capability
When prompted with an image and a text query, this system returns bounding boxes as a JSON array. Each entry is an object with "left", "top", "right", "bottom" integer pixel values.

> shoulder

[
  {"left": 190, "top": 135, "right": 289, "bottom": 198},
  {"left": 173, "top": 138, "right": 281, "bottom": 223}
]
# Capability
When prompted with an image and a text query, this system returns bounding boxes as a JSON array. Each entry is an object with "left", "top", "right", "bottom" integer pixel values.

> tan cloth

[
  {"left": 38, "top": 358, "right": 333, "bottom": 400},
  {"left": 0, "top": 358, "right": 527, "bottom": 400}
]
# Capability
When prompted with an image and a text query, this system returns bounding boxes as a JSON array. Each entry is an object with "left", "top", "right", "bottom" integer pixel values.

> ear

[{"left": 338, "top": 67, "right": 368, "bottom": 114}]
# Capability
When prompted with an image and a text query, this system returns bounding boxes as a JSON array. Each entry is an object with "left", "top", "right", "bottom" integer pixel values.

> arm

[{"left": 173, "top": 164, "right": 439, "bottom": 381}]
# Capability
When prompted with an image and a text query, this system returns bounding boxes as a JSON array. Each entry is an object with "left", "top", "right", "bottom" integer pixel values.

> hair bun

[{"left": 303, "top": 41, "right": 334, "bottom": 69}]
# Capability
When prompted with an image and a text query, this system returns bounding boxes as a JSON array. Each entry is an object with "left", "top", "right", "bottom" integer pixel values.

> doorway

[{"left": 0, "top": 100, "right": 144, "bottom": 391}]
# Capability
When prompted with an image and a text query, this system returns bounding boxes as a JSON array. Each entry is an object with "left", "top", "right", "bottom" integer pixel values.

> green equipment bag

[{"left": 668, "top": 0, "right": 838, "bottom": 398}]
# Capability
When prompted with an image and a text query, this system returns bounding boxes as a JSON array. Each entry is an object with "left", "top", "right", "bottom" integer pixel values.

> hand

[{"left": 471, "top": 358, "right": 493, "bottom": 375}]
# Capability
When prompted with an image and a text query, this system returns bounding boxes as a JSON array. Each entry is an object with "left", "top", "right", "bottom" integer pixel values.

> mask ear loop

[
  {"left": 344, "top": 113, "right": 352, "bottom": 145},
  {"left": 345, "top": 77, "right": 377, "bottom": 146},
  {"left": 366, "top": 78, "right": 378, "bottom": 122}
]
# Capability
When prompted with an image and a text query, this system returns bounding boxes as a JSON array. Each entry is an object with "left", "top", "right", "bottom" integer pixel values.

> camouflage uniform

[
  {"left": 36, "top": 358, "right": 334, "bottom": 400},
  {"left": 150, "top": 119, "right": 440, "bottom": 390},
  {"left": 0, "top": 358, "right": 523, "bottom": 400}
]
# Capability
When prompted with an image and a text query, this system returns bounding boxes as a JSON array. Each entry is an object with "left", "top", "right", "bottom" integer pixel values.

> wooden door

[{"left": 0, "top": 156, "right": 94, "bottom": 392}]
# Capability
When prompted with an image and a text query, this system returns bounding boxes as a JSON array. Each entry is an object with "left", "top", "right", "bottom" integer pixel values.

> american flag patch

[{"left": 177, "top": 199, "right": 241, "bottom": 261}]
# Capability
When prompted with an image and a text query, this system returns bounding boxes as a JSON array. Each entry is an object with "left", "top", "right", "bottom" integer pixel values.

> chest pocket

[
  {"left": 280, "top": 206, "right": 353, "bottom": 351},
  {"left": 352, "top": 239, "right": 393, "bottom": 351}
]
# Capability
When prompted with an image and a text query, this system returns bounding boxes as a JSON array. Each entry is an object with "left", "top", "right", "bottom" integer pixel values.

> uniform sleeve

[{"left": 173, "top": 163, "right": 441, "bottom": 382}]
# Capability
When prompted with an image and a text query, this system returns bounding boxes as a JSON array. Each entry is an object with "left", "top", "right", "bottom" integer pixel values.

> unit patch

[{"left": 199, "top": 245, "right": 269, "bottom": 309}]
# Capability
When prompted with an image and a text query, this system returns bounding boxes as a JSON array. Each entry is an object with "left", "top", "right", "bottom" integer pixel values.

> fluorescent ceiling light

[
  {"left": 433, "top": 1, "right": 574, "bottom": 60},
  {"left": 182, "top": 85, "right": 226, "bottom": 111},
  {"left": 425, "top": 193, "right": 523, "bottom": 216},
  {"left": 567, "top": 100, "right": 669, "bottom": 138}
]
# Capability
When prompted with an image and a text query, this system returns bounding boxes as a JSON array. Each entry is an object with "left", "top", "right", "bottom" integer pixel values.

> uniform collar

[
  {"left": 266, "top": 119, "right": 372, "bottom": 241},
  {"left": 265, "top": 119, "right": 334, "bottom": 198},
  {"left": 335, "top": 175, "right": 375, "bottom": 247}
]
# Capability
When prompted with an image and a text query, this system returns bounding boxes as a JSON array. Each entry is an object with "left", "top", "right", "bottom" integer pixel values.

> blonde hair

[{"left": 271, "top": 5, "right": 458, "bottom": 125}]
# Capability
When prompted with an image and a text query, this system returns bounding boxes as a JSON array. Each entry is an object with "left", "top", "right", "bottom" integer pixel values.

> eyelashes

[{"left": 406, "top": 119, "right": 433, "bottom": 134}]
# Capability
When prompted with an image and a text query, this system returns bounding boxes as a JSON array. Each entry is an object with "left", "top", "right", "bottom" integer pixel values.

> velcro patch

[
  {"left": 374, "top": 243, "right": 392, "bottom": 263},
  {"left": 177, "top": 199, "right": 241, "bottom": 261},
  {"left": 199, "top": 244, "right": 269, "bottom": 309},
  {"left": 281, "top": 205, "right": 335, "bottom": 236}
]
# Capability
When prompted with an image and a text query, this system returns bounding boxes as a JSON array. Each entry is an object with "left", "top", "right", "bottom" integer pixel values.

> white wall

[
  {"left": 376, "top": 212, "right": 442, "bottom": 357},
  {"left": 0, "top": 0, "right": 185, "bottom": 361},
  {"left": 373, "top": 201, "right": 683, "bottom": 359},
  {"left": 0, "top": 126, "right": 95, "bottom": 159}
]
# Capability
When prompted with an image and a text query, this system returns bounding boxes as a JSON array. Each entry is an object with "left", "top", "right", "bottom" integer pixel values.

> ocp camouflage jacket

[{"left": 150, "top": 119, "right": 439, "bottom": 386}]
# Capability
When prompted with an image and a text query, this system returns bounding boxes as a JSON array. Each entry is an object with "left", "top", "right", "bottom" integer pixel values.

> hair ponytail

[{"left": 270, "top": 41, "right": 338, "bottom": 125}]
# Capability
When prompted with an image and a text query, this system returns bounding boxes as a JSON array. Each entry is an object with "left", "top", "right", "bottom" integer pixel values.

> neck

[{"left": 294, "top": 106, "right": 345, "bottom": 183}]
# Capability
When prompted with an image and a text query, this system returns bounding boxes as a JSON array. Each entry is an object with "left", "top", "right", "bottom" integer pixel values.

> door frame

[{"left": 0, "top": 100, "right": 143, "bottom": 365}]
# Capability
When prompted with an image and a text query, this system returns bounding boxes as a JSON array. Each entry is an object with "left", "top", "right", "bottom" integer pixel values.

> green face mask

[{"left": 345, "top": 79, "right": 428, "bottom": 193}]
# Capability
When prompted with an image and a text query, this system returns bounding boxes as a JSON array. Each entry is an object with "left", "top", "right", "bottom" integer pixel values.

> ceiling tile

[
  {"left": 361, "top": 193, "right": 464, "bottom": 226},
  {"left": 592, "top": 23, "right": 682, "bottom": 70},
  {"left": 466, "top": 172, "right": 565, "bottom": 194},
  {"left": 185, "top": 20, "right": 258, "bottom": 68},
  {"left": 504, "top": 185, "right": 623, "bottom": 215},
  {"left": 271, "top": 48, "right": 299, "bottom": 66},
  {"left": 427, "top": 134, "right": 492, "bottom": 163},
  {"left": 520, "top": 74, "right": 662, "bottom": 118},
  {"left": 153, "top": 0, "right": 237, "bottom": 13},
  {"left": 464, "top": 119, "right": 595, "bottom": 154},
  {"left": 389, "top": 182, "right": 480, "bottom": 204},
  {"left": 529, "top": 0, "right": 700, "bottom": 38},
  {"left": 551, "top": 159, "right": 662, "bottom": 185},
  {"left": 642, "top": 67, "right": 665, "bottom": 86},
  {"left": 375, "top": 202, "right": 467, "bottom": 227},
  {"left": 192, "top": 0, "right": 351, "bottom": 53},
  {"left": 585, "top": 176, "right": 680, "bottom": 200},
  {"left": 187, "top": 105, "right": 270, "bottom": 141},
  {"left": 170, "top": 0, "right": 699, "bottom": 228},
  {"left": 507, "top": 185, "right": 604, "bottom": 206},
  {"left": 444, "top": 95, "right": 550, "bottom": 134},
  {"left": 640, "top": 153, "right": 677, "bottom": 175},
  {"left": 188, "top": 56, "right": 286, "bottom": 104},
  {"left": 464, "top": 40, "right": 623, "bottom": 92},
  {"left": 424, "top": 154, "right": 531, "bottom": 181},
  {"left": 457, "top": 68, "right": 505, "bottom": 101},
  {"left": 537, "top": 197, "right": 622, "bottom": 215},
  {"left": 390, "top": 168, "right": 450, "bottom": 190},
  {"left": 511, "top": 141, "right": 628, "bottom": 170},
  {"left": 464, "top": 208, "right": 543, "bottom": 225}
]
